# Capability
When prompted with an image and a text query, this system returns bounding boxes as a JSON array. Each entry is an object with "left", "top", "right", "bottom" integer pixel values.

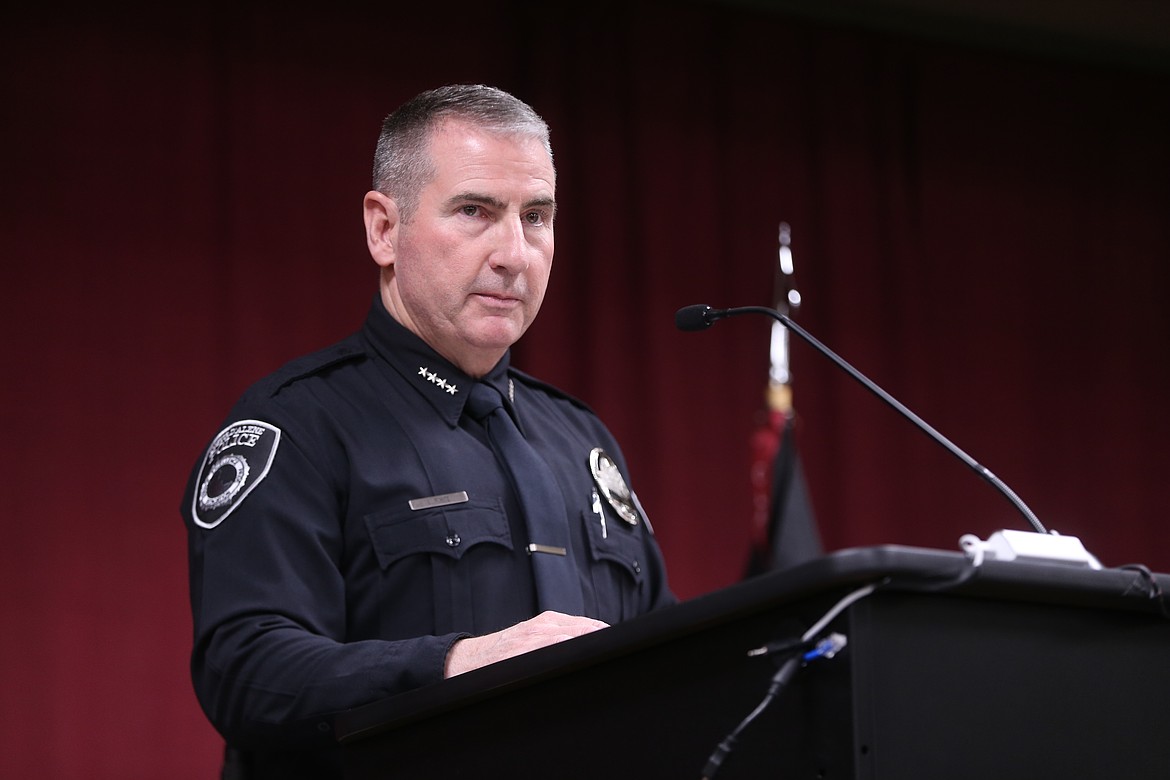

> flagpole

[{"left": 769, "top": 222, "right": 799, "bottom": 413}]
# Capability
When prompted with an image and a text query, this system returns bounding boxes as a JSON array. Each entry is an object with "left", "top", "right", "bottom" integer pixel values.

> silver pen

[{"left": 591, "top": 489, "right": 607, "bottom": 539}]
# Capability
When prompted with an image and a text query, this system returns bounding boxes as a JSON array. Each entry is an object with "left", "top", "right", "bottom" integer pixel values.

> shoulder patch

[{"left": 192, "top": 420, "right": 281, "bottom": 529}]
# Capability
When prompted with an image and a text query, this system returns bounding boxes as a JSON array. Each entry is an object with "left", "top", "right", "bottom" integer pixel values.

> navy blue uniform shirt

[{"left": 182, "top": 298, "right": 674, "bottom": 774}]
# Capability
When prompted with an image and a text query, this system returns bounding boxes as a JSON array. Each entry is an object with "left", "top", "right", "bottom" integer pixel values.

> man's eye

[
  {"left": 460, "top": 205, "right": 481, "bottom": 217},
  {"left": 523, "top": 211, "right": 546, "bottom": 226}
]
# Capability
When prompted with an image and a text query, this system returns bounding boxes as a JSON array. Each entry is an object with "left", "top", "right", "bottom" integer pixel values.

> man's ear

[{"left": 363, "top": 191, "right": 399, "bottom": 269}]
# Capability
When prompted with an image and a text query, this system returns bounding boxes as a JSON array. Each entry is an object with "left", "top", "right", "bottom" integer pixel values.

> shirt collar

[
  {"left": 360, "top": 296, "right": 512, "bottom": 428},
  {"left": 477, "top": 360, "right": 524, "bottom": 432}
]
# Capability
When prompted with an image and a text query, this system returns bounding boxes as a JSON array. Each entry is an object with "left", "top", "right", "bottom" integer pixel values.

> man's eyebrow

[
  {"left": 524, "top": 196, "right": 557, "bottom": 219},
  {"left": 445, "top": 192, "right": 507, "bottom": 211},
  {"left": 445, "top": 192, "right": 557, "bottom": 216}
]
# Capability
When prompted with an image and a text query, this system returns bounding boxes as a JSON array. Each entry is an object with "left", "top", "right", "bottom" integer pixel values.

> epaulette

[
  {"left": 508, "top": 367, "right": 598, "bottom": 416},
  {"left": 247, "top": 336, "right": 367, "bottom": 400}
]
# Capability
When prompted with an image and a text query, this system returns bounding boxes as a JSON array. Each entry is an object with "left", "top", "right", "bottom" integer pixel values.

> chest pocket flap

[
  {"left": 583, "top": 509, "right": 646, "bottom": 584},
  {"left": 364, "top": 498, "right": 513, "bottom": 569}
]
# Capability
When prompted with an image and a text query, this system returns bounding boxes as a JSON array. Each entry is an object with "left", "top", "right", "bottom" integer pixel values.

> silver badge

[
  {"left": 589, "top": 448, "right": 639, "bottom": 526},
  {"left": 192, "top": 420, "right": 281, "bottom": 529}
]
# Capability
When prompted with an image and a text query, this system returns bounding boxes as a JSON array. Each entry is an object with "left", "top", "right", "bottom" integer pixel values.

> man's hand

[{"left": 445, "top": 611, "right": 609, "bottom": 677}]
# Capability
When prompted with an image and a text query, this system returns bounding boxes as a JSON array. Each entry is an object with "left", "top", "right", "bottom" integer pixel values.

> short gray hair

[{"left": 372, "top": 84, "right": 552, "bottom": 221}]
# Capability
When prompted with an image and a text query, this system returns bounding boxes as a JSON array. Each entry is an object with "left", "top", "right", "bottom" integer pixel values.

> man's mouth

[{"left": 473, "top": 291, "right": 522, "bottom": 306}]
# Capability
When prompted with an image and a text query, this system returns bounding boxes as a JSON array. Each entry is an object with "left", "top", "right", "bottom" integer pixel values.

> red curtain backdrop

[{"left": 3, "top": 3, "right": 1168, "bottom": 776}]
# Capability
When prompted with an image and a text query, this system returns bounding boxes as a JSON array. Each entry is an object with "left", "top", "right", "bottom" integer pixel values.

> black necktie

[{"left": 466, "top": 381, "right": 585, "bottom": 615}]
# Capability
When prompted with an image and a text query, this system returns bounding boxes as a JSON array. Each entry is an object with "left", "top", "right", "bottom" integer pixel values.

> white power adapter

[{"left": 959, "top": 529, "right": 1103, "bottom": 569}]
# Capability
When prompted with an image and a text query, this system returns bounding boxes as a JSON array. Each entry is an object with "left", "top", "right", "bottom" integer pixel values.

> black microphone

[
  {"left": 675, "top": 304, "right": 1050, "bottom": 536},
  {"left": 674, "top": 304, "right": 728, "bottom": 332}
]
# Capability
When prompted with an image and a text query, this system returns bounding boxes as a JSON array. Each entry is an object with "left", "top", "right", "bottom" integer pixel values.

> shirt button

[
  {"left": 632, "top": 560, "right": 642, "bottom": 574},
  {"left": 445, "top": 533, "right": 461, "bottom": 547}
]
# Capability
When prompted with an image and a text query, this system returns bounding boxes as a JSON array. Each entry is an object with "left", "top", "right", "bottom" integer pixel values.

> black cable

[
  {"left": 700, "top": 583, "right": 876, "bottom": 779},
  {"left": 1119, "top": 564, "right": 1170, "bottom": 619},
  {"left": 700, "top": 655, "right": 802, "bottom": 780}
]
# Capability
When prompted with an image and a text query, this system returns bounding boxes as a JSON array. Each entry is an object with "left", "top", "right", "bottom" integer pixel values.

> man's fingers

[{"left": 445, "top": 613, "right": 610, "bottom": 677}]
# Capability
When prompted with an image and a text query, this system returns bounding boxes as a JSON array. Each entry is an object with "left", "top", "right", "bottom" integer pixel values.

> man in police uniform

[{"left": 182, "top": 85, "right": 674, "bottom": 777}]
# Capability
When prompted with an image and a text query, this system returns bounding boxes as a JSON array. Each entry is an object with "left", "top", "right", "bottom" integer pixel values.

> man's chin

[{"left": 464, "top": 318, "right": 527, "bottom": 352}]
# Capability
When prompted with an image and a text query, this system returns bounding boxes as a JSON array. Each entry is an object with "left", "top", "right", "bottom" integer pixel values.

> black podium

[{"left": 334, "top": 546, "right": 1170, "bottom": 778}]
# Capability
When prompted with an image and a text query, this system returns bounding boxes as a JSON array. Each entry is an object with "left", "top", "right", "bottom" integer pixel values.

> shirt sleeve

[{"left": 182, "top": 403, "right": 466, "bottom": 751}]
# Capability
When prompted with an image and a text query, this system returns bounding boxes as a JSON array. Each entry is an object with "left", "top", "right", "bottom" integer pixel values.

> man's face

[{"left": 383, "top": 120, "right": 556, "bottom": 376}]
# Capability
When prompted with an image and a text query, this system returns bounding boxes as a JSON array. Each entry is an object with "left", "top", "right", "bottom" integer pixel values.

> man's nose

[{"left": 487, "top": 216, "right": 532, "bottom": 273}]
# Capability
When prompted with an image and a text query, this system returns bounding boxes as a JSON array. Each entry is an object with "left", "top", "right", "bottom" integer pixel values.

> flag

[
  {"left": 744, "top": 223, "right": 822, "bottom": 576},
  {"left": 744, "top": 390, "right": 822, "bottom": 576}
]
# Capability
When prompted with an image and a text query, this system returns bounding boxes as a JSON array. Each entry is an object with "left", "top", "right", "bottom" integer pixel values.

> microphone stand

[{"left": 677, "top": 304, "right": 1103, "bottom": 569}]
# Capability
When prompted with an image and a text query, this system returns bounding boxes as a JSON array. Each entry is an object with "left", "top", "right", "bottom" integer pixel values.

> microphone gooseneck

[{"left": 675, "top": 304, "right": 1049, "bottom": 536}]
